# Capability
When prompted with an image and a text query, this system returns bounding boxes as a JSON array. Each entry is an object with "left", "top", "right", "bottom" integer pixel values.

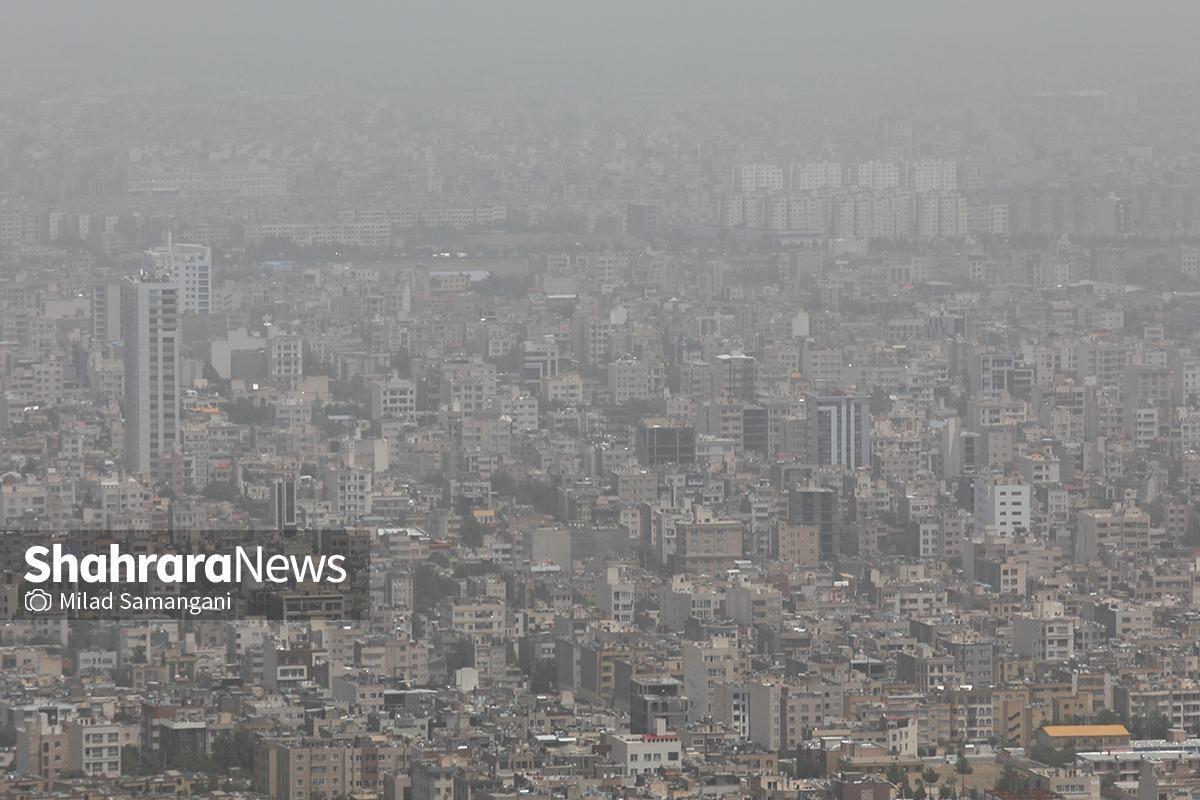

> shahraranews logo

[
  {"left": 22, "top": 543, "right": 350, "bottom": 616},
  {"left": 25, "top": 543, "right": 348, "bottom": 585}
]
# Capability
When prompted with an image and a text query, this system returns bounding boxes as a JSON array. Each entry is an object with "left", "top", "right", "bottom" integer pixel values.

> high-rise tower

[
  {"left": 122, "top": 274, "right": 179, "bottom": 479},
  {"left": 144, "top": 233, "right": 211, "bottom": 315}
]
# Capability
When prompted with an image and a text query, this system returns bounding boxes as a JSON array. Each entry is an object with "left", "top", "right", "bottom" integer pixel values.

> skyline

[{"left": 3, "top": 4, "right": 1200, "bottom": 800}]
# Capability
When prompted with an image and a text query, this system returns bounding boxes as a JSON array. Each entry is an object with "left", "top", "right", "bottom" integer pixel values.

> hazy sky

[{"left": 2, "top": 1, "right": 1198, "bottom": 95}]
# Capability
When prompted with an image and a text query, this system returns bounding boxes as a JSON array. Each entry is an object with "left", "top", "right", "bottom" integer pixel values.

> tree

[
  {"left": 388, "top": 348, "right": 412, "bottom": 376},
  {"left": 955, "top": 753, "right": 973, "bottom": 798},
  {"left": 222, "top": 397, "right": 273, "bottom": 426},
  {"left": 922, "top": 768, "right": 940, "bottom": 784},
  {"left": 1131, "top": 708, "right": 1171, "bottom": 739},
  {"left": 413, "top": 564, "right": 460, "bottom": 615},
  {"left": 996, "top": 765, "right": 1022, "bottom": 792},
  {"left": 460, "top": 509, "right": 485, "bottom": 548},
  {"left": 122, "top": 744, "right": 162, "bottom": 776},
  {"left": 1027, "top": 741, "right": 1076, "bottom": 768},
  {"left": 209, "top": 728, "right": 255, "bottom": 774},
  {"left": 1095, "top": 708, "right": 1123, "bottom": 725},
  {"left": 490, "top": 471, "right": 518, "bottom": 496},
  {"left": 202, "top": 481, "right": 240, "bottom": 502},
  {"left": 454, "top": 561, "right": 501, "bottom": 579}
]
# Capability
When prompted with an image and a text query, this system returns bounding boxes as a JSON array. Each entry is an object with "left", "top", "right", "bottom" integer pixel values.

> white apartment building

[
  {"left": 595, "top": 566, "right": 635, "bottom": 625},
  {"left": 854, "top": 160, "right": 901, "bottom": 191},
  {"left": 910, "top": 158, "right": 958, "bottom": 192},
  {"left": 606, "top": 721, "right": 682, "bottom": 777},
  {"left": 683, "top": 638, "right": 745, "bottom": 723},
  {"left": 973, "top": 477, "right": 1031, "bottom": 536},
  {"left": 269, "top": 333, "right": 304, "bottom": 382},
  {"left": 369, "top": 378, "right": 416, "bottom": 420},
  {"left": 1013, "top": 613, "right": 1076, "bottom": 661},
  {"left": 733, "top": 162, "right": 785, "bottom": 194},
  {"left": 144, "top": 234, "right": 211, "bottom": 314},
  {"left": 790, "top": 161, "right": 843, "bottom": 191},
  {"left": 121, "top": 275, "right": 179, "bottom": 478},
  {"left": 68, "top": 721, "right": 128, "bottom": 778}
]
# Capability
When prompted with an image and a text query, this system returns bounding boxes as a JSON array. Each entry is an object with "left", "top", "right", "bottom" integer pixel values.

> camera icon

[{"left": 24, "top": 589, "right": 53, "bottom": 613}]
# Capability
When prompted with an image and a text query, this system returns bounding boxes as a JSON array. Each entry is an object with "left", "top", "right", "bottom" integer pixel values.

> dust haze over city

[{"left": 5, "top": 1, "right": 1200, "bottom": 798}]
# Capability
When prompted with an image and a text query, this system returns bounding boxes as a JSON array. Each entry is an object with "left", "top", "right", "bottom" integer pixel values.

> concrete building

[
  {"left": 973, "top": 476, "right": 1031, "bottom": 537},
  {"left": 606, "top": 720, "right": 682, "bottom": 776},
  {"left": 121, "top": 274, "right": 180, "bottom": 478},
  {"left": 1075, "top": 504, "right": 1154, "bottom": 561},
  {"left": 143, "top": 235, "right": 211, "bottom": 315},
  {"left": 806, "top": 392, "right": 872, "bottom": 470},
  {"left": 788, "top": 486, "right": 839, "bottom": 560},
  {"left": 1013, "top": 606, "right": 1077, "bottom": 662}
]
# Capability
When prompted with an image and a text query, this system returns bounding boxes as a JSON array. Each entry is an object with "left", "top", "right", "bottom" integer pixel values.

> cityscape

[{"left": 4, "top": 2, "right": 1200, "bottom": 800}]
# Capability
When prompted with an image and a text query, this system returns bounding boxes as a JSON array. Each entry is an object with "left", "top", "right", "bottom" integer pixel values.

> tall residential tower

[
  {"left": 144, "top": 233, "right": 211, "bottom": 315},
  {"left": 122, "top": 274, "right": 180, "bottom": 479}
]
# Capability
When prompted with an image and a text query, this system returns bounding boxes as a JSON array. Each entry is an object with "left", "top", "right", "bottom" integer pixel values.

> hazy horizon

[{"left": 3, "top": 1, "right": 1199, "bottom": 97}]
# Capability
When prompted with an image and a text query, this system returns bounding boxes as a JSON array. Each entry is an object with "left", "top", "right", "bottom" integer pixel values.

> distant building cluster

[{"left": 5, "top": 50, "right": 1200, "bottom": 800}]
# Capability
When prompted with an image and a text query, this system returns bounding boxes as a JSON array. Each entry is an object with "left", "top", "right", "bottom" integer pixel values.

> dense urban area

[{"left": 5, "top": 5, "right": 1200, "bottom": 800}]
